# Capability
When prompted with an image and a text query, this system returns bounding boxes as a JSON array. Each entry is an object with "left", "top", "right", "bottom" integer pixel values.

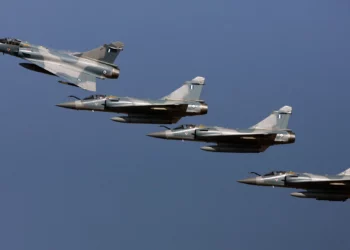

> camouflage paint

[{"left": 0, "top": 38, "right": 123, "bottom": 91}]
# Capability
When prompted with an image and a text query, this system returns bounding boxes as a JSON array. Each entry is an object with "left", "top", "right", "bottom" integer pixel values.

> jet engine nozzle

[
  {"left": 288, "top": 131, "right": 296, "bottom": 143},
  {"left": 111, "top": 68, "right": 120, "bottom": 79},
  {"left": 200, "top": 104, "right": 208, "bottom": 115},
  {"left": 274, "top": 131, "right": 296, "bottom": 144}
]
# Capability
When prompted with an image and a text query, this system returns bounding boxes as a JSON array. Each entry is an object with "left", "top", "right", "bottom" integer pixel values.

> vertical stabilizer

[
  {"left": 339, "top": 168, "right": 350, "bottom": 175},
  {"left": 75, "top": 41, "right": 124, "bottom": 64},
  {"left": 161, "top": 76, "right": 205, "bottom": 101},
  {"left": 250, "top": 106, "right": 292, "bottom": 130}
]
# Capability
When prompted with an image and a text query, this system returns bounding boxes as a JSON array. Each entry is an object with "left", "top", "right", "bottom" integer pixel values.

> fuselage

[
  {"left": 238, "top": 171, "right": 350, "bottom": 201},
  {"left": 56, "top": 95, "right": 208, "bottom": 124},
  {"left": 150, "top": 125, "right": 296, "bottom": 145},
  {"left": 0, "top": 39, "right": 119, "bottom": 79}
]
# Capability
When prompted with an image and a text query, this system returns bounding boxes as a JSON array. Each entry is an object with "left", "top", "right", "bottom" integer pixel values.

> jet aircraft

[
  {"left": 238, "top": 169, "right": 350, "bottom": 202},
  {"left": 56, "top": 76, "right": 208, "bottom": 124},
  {"left": 0, "top": 38, "right": 123, "bottom": 91},
  {"left": 148, "top": 106, "right": 295, "bottom": 153}
]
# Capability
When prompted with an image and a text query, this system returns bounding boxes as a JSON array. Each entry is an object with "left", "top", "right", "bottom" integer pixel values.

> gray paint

[
  {"left": 238, "top": 169, "right": 350, "bottom": 202},
  {"left": 148, "top": 106, "right": 295, "bottom": 153},
  {"left": 56, "top": 76, "right": 208, "bottom": 124},
  {"left": 0, "top": 38, "right": 123, "bottom": 91}
]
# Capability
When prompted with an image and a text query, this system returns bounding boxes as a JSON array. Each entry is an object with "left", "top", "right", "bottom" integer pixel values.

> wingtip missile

[{"left": 111, "top": 117, "right": 127, "bottom": 123}]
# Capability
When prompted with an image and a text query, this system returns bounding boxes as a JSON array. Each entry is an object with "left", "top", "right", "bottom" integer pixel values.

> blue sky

[{"left": 1, "top": 0, "right": 350, "bottom": 249}]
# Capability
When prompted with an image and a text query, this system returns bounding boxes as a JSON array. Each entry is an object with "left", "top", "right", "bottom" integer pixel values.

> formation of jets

[{"left": 1, "top": 38, "right": 346, "bottom": 202}]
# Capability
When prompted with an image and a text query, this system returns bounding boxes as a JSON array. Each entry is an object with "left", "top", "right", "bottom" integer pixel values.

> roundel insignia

[
  {"left": 103, "top": 70, "right": 107, "bottom": 75},
  {"left": 7, "top": 48, "right": 10, "bottom": 52}
]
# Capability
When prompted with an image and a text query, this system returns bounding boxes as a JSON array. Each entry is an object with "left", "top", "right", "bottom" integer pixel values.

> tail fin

[
  {"left": 75, "top": 41, "right": 124, "bottom": 64},
  {"left": 339, "top": 168, "right": 350, "bottom": 175},
  {"left": 250, "top": 106, "right": 292, "bottom": 130},
  {"left": 161, "top": 76, "right": 205, "bottom": 101}
]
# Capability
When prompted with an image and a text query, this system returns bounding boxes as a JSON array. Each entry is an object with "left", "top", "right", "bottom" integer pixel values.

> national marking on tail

[
  {"left": 75, "top": 41, "right": 124, "bottom": 64},
  {"left": 161, "top": 76, "right": 205, "bottom": 101},
  {"left": 250, "top": 106, "right": 292, "bottom": 130}
]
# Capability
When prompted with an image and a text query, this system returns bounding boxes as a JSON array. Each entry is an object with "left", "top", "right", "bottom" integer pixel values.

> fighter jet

[
  {"left": 148, "top": 106, "right": 295, "bottom": 153},
  {"left": 0, "top": 37, "right": 123, "bottom": 91},
  {"left": 56, "top": 76, "right": 208, "bottom": 124},
  {"left": 238, "top": 169, "right": 350, "bottom": 202}
]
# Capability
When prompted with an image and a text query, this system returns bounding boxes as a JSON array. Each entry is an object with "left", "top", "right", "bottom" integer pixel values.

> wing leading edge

[{"left": 24, "top": 60, "right": 97, "bottom": 91}]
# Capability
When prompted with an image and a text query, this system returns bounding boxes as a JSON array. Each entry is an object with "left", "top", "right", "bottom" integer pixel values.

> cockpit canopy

[
  {"left": 172, "top": 124, "right": 196, "bottom": 130},
  {"left": 83, "top": 94, "right": 106, "bottom": 100},
  {"left": 0, "top": 38, "right": 22, "bottom": 46},
  {"left": 263, "top": 171, "right": 287, "bottom": 177}
]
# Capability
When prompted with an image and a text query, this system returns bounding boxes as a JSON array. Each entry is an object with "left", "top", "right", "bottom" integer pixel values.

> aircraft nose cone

[
  {"left": 147, "top": 131, "right": 168, "bottom": 139},
  {"left": 56, "top": 101, "right": 77, "bottom": 110},
  {"left": 237, "top": 177, "right": 257, "bottom": 185}
]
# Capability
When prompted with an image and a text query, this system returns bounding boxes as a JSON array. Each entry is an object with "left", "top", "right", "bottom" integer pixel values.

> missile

[
  {"left": 290, "top": 192, "right": 349, "bottom": 201},
  {"left": 200, "top": 145, "right": 263, "bottom": 153},
  {"left": 111, "top": 116, "right": 175, "bottom": 124}
]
